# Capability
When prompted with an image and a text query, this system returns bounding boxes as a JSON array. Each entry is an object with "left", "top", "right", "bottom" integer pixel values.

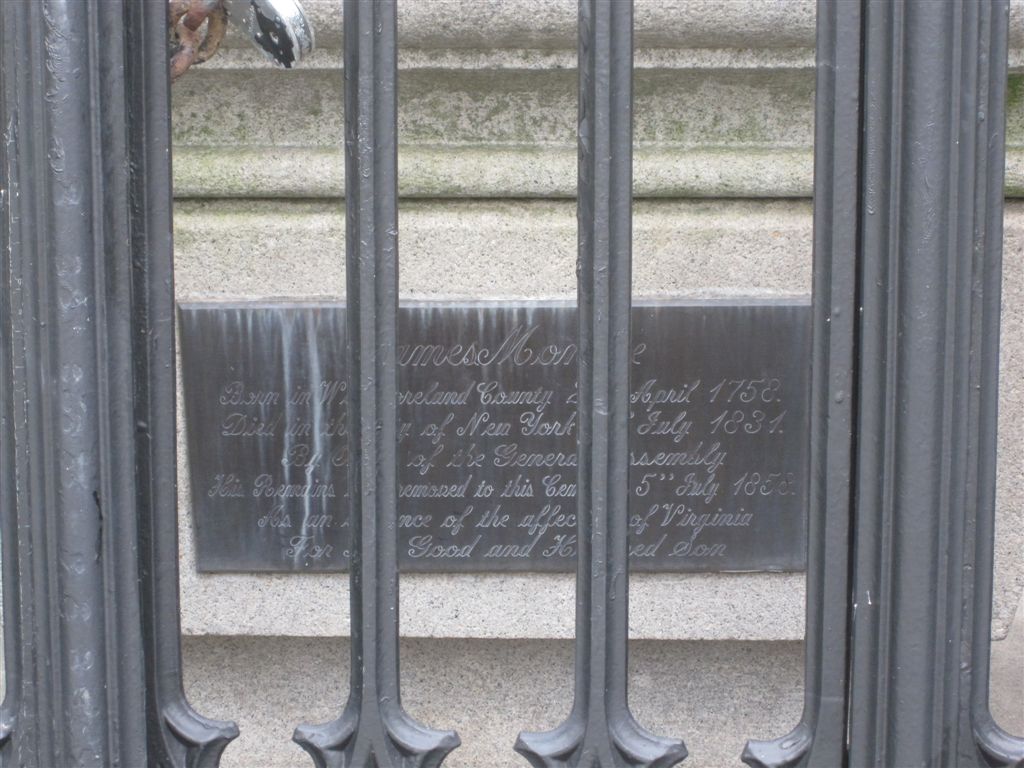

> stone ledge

[
  {"left": 170, "top": 68, "right": 1024, "bottom": 152},
  {"left": 220, "top": 0, "right": 819, "bottom": 52},
  {"left": 194, "top": 45, "right": 1024, "bottom": 75},
  {"left": 172, "top": 145, "right": 812, "bottom": 199},
  {"left": 197, "top": 46, "right": 824, "bottom": 73},
  {"left": 211, "top": 0, "right": 1023, "bottom": 57},
  {"left": 179, "top": 571, "right": 807, "bottom": 641},
  {"left": 172, "top": 145, "right": 1024, "bottom": 200},
  {"left": 194, "top": 0, "right": 1024, "bottom": 75},
  {"left": 169, "top": 64, "right": 1023, "bottom": 198},
  {"left": 171, "top": 68, "right": 821, "bottom": 150}
]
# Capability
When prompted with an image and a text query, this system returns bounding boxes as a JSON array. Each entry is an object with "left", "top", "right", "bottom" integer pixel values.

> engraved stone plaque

[{"left": 180, "top": 301, "right": 809, "bottom": 573}]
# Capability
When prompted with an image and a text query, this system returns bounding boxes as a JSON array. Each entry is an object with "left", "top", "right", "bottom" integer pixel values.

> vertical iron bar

[
  {"left": 746, "top": 1, "right": 1023, "bottom": 766},
  {"left": 515, "top": 2, "right": 687, "bottom": 766},
  {"left": 0, "top": 0, "right": 19, "bottom": 753},
  {"left": 124, "top": 0, "right": 242, "bottom": 763},
  {"left": 292, "top": 1, "right": 460, "bottom": 766},
  {"left": 965, "top": 3, "right": 1024, "bottom": 763},
  {"left": 0, "top": 0, "right": 22, "bottom": 752},
  {"left": 0, "top": 0, "right": 237, "bottom": 765},
  {"left": 741, "top": 1, "right": 861, "bottom": 765}
]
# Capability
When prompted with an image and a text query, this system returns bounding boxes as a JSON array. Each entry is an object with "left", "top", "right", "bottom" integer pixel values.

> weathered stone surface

[
  {"left": 171, "top": 0, "right": 1024, "bottom": 202},
  {"left": 180, "top": 631, "right": 1024, "bottom": 767},
  {"left": 184, "top": 622, "right": 1024, "bottom": 765},
  {"left": 171, "top": 199, "right": 815, "bottom": 299},
  {"left": 172, "top": 200, "right": 1024, "bottom": 639},
  {"left": 172, "top": 68, "right": 818, "bottom": 150},
  {"left": 212, "top": 0, "right": 1022, "bottom": 54},
  {"left": 168, "top": 0, "right": 1024, "bottom": 649},
  {"left": 173, "top": 144, "right": 1024, "bottom": 201},
  {"left": 183, "top": 636, "right": 805, "bottom": 768},
  {"left": 218, "top": 0, "right": 819, "bottom": 52},
  {"left": 160, "top": 2, "right": 1024, "bottom": 760},
  {"left": 170, "top": 67, "right": 1023, "bottom": 199},
  {"left": 172, "top": 146, "right": 819, "bottom": 200},
  {"left": 991, "top": 603, "right": 1024, "bottom": 732}
]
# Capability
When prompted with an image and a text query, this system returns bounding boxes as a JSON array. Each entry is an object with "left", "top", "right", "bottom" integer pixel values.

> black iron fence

[{"left": 1, "top": 1, "right": 1022, "bottom": 766}]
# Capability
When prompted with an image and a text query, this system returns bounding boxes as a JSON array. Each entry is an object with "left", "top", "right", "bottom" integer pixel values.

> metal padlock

[{"left": 226, "top": 0, "right": 315, "bottom": 68}]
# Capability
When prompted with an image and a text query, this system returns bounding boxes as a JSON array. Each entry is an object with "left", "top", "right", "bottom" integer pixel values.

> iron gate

[{"left": 1, "top": 0, "right": 1023, "bottom": 766}]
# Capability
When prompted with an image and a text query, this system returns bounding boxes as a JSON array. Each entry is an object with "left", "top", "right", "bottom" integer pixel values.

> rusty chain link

[{"left": 169, "top": 0, "right": 228, "bottom": 81}]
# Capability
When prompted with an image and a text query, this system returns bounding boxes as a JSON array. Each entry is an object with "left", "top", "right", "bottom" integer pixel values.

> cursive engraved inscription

[{"left": 180, "top": 301, "right": 809, "bottom": 573}]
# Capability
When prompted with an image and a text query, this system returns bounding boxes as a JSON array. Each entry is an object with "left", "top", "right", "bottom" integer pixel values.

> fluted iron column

[
  {"left": 0, "top": 1, "right": 238, "bottom": 765},
  {"left": 744, "top": 2, "right": 1023, "bottom": 766},
  {"left": 515, "top": 2, "right": 687, "bottom": 766},
  {"left": 292, "top": 2, "right": 460, "bottom": 766}
]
